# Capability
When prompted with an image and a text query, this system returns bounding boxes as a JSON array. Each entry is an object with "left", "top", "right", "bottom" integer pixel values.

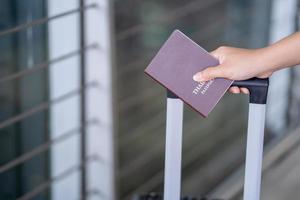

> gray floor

[
  {"left": 261, "top": 141, "right": 300, "bottom": 200},
  {"left": 211, "top": 126, "right": 300, "bottom": 200}
]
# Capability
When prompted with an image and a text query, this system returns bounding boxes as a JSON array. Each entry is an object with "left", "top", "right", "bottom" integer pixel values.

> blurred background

[{"left": 0, "top": 0, "right": 300, "bottom": 200}]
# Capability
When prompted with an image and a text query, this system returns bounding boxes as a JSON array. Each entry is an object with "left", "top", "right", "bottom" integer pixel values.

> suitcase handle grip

[
  {"left": 232, "top": 77, "right": 269, "bottom": 104},
  {"left": 167, "top": 78, "right": 269, "bottom": 104}
]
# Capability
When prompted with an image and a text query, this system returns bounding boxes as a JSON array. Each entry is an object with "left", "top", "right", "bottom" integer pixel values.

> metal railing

[{"left": 0, "top": 2, "right": 103, "bottom": 200}]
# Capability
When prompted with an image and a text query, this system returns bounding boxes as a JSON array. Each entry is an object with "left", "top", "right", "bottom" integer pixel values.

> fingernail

[{"left": 193, "top": 73, "right": 203, "bottom": 82}]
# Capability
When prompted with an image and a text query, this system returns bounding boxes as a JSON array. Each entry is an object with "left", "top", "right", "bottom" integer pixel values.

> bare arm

[{"left": 193, "top": 32, "right": 300, "bottom": 94}]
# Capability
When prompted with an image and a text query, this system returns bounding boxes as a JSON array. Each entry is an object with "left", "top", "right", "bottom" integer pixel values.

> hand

[{"left": 193, "top": 46, "right": 273, "bottom": 94}]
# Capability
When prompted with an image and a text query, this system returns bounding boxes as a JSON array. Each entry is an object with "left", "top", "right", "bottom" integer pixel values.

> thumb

[{"left": 193, "top": 66, "right": 225, "bottom": 82}]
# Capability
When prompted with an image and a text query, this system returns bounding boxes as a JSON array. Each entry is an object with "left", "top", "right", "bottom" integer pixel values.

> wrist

[{"left": 256, "top": 47, "right": 279, "bottom": 72}]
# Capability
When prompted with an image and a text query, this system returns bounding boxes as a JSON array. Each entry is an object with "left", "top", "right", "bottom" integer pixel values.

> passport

[{"left": 144, "top": 30, "right": 233, "bottom": 117}]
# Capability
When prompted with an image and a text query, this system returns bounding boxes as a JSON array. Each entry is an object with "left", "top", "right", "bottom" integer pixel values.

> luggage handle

[
  {"left": 168, "top": 77, "right": 270, "bottom": 104},
  {"left": 232, "top": 77, "right": 269, "bottom": 200},
  {"left": 232, "top": 77, "right": 269, "bottom": 104},
  {"left": 164, "top": 78, "right": 269, "bottom": 200}
]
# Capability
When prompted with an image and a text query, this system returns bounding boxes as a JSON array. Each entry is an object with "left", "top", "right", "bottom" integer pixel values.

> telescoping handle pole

[
  {"left": 164, "top": 90, "right": 184, "bottom": 200},
  {"left": 232, "top": 78, "right": 269, "bottom": 200}
]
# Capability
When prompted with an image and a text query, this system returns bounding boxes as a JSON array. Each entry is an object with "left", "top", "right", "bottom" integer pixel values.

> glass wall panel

[{"left": 0, "top": 0, "right": 49, "bottom": 199}]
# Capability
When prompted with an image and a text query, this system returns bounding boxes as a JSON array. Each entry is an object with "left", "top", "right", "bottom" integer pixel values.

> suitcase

[{"left": 135, "top": 78, "right": 269, "bottom": 200}]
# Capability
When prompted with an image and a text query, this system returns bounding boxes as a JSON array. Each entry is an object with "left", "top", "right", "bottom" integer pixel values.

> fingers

[
  {"left": 193, "top": 47, "right": 228, "bottom": 82},
  {"left": 240, "top": 87, "right": 250, "bottom": 94},
  {"left": 229, "top": 86, "right": 240, "bottom": 94},
  {"left": 228, "top": 87, "right": 250, "bottom": 94},
  {"left": 193, "top": 66, "right": 225, "bottom": 82}
]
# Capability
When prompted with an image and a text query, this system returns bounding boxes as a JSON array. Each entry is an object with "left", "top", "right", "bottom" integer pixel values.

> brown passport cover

[{"left": 144, "top": 30, "right": 233, "bottom": 117}]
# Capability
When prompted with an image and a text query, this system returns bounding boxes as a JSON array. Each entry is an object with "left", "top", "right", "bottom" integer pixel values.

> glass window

[{"left": 0, "top": 0, "right": 49, "bottom": 199}]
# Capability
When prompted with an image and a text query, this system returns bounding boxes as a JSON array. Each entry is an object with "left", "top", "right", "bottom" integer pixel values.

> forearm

[
  {"left": 194, "top": 31, "right": 300, "bottom": 89},
  {"left": 261, "top": 32, "right": 300, "bottom": 71}
]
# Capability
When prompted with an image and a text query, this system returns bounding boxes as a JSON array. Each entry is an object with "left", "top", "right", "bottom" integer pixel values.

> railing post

[
  {"left": 85, "top": 0, "right": 116, "bottom": 199},
  {"left": 79, "top": 0, "right": 87, "bottom": 199}
]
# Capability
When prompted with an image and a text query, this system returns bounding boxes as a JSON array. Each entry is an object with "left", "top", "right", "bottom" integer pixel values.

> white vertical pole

[
  {"left": 85, "top": 0, "right": 116, "bottom": 199},
  {"left": 243, "top": 103, "right": 266, "bottom": 200},
  {"left": 267, "top": 0, "right": 297, "bottom": 134},
  {"left": 48, "top": 1, "right": 81, "bottom": 199},
  {"left": 164, "top": 98, "right": 184, "bottom": 200}
]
